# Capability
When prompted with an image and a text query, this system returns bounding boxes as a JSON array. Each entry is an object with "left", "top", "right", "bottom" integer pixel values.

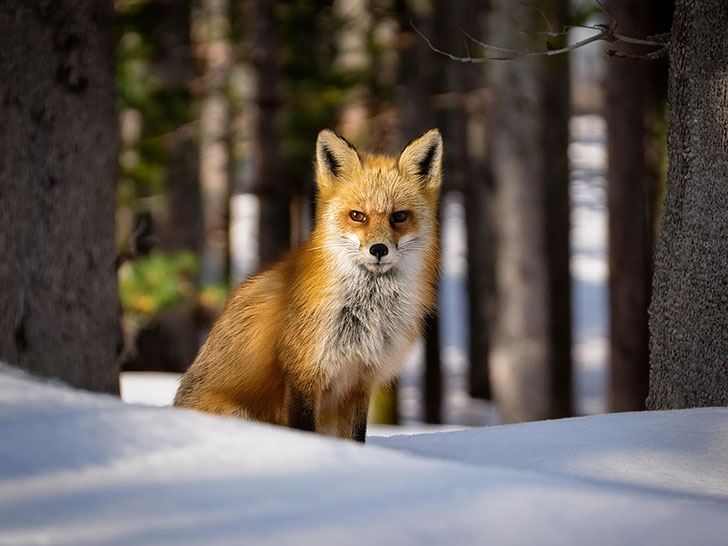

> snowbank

[
  {"left": 1, "top": 364, "right": 727, "bottom": 545},
  {"left": 373, "top": 409, "right": 728, "bottom": 500}
]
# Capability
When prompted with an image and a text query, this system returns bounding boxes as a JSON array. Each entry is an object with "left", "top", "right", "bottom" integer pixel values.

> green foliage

[
  {"left": 115, "top": 0, "right": 196, "bottom": 203},
  {"left": 119, "top": 252, "right": 198, "bottom": 318},
  {"left": 198, "top": 284, "right": 230, "bottom": 311}
]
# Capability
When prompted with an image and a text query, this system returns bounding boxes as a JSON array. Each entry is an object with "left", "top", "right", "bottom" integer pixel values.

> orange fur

[{"left": 174, "top": 129, "right": 443, "bottom": 442}]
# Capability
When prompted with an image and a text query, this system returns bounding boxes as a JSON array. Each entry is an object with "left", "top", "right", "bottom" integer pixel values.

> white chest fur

[{"left": 317, "top": 268, "right": 422, "bottom": 394}]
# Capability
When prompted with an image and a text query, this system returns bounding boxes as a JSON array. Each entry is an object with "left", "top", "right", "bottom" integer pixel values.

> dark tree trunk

[
  {"left": 198, "top": 0, "right": 231, "bottom": 286},
  {"left": 158, "top": 0, "right": 202, "bottom": 255},
  {"left": 541, "top": 2, "right": 572, "bottom": 419},
  {"left": 465, "top": 133, "right": 494, "bottom": 401},
  {"left": 397, "top": 0, "right": 441, "bottom": 423},
  {"left": 456, "top": 3, "right": 494, "bottom": 402},
  {"left": 395, "top": 0, "right": 435, "bottom": 140},
  {"left": 605, "top": 0, "right": 652, "bottom": 412},
  {"left": 0, "top": 0, "right": 121, "bottom": 393},
  {"left": 423, "top": 310, "right": 442, "bottom": 423},
  {"left": 248, "top": 0, "right": 289, "bottom": 270},
  {"left": 488, "top": 0, "right": 572, "bottom": 422},
  {"left": 647, "top": 0, "right": 728, "bottom": 409}
]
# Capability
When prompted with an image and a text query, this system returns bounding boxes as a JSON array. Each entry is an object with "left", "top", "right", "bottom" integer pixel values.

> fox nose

[{"left": 369, "top": 243, "right": 389, "bottom": 261}]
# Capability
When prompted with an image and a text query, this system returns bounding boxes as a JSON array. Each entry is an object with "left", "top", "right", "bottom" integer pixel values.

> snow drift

[{"left": 1, "top": 363, "right": 727, "bottom": 545}]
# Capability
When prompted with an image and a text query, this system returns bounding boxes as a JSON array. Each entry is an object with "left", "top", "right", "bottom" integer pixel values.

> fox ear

[
  {"left": 315, "top": 130, "right": 361, "bottom": 191},
  {"left": 399, "top": 129, "right": 443, "bottom": 190}
]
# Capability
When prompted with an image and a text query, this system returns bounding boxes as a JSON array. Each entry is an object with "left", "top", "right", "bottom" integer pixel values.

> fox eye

[
  {"left": 391, "top": 211, "right": 408, "bottom": 223},
  {"left": 349, "top": 210, "right": 366, "bottom": 222}
]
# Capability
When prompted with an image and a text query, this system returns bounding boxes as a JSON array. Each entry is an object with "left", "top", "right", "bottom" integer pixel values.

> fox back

[{"left": 174, "top": 129, "right": 443, "bottom": 442}]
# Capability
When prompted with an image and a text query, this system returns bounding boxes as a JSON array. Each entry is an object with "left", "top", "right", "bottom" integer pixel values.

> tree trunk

[
  {"left": 430, "top": 0, "right": 495, "bottom": 409},
  {"left": 541, "top": 2, "right": 572, "bottom": 419},
  {"left": 247, "top": 0, "right": 289, "bottom": 270},
  {"left": 423, "top": 310, "right": 442, "bottom": 423},
  {"left": 0, "top": 0, "right": 121, "bottom": 393},
  {"left": 158, "top": 0, "right": 203, "bottom": 255},
  {"left": 396, "top": 0, "right": 441, "bottom": 423},
  {"left": 605, "top": 0, "right": 652, "bottom": 412},
  {"left": 647, "top": 0, "right": 728, "bottom": 409},
  {"left": 456, "top": 3, "right": 494, "bottom": 402},
  {"left": 488, "top": 0, "right": 572, "bottom": 422},
  {"left": 197, "top": 0, "right": 231, "bottom": 285},
  {"left": 465, "top": 111, "right": 494, "bottom": 400}
]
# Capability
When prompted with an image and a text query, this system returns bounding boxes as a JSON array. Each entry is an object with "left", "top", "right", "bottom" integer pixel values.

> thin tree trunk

[
  {"left": 158, "top": 0, "right": 202, "bottom": 255},
  {"left": 396, "top": 0, "right": 441, "bottom": 423},
  {"left": 248, "top": 0, "right": 288, "bottom": 270},
  {"left": 647, "top": 0, "right": 728, "bottom": 409},
  {"left": 465, "top": 113, "right": 494, "bottom": 400},
  {"left": 423, "top": 310, "right": 442, "bottom": 423},
  {"left": 0, "top": 0, "right": 121, "bottom": 393},
  {"left": 197, "top": 0, "right": 231, "bottom": 286},
  {"left": 452, "top": 2, "right": 494, "bottom": 402},
  {"left": 488, "top": 0, "right": 572, "bottom": 422},
  {"left": 605, "top": 0, "right": 652, "bottom": 412},
  {"left": 542, "top": 2, "right": 572, "bottom": 419},
  {"left": 430, "top": 0, "right": 495, "bottom": 409}
]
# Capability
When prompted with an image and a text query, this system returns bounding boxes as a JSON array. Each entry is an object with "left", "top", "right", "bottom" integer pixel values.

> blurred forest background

[
  {"left": 113, "top": 0, "right": 671, "bottom": 425},
  {"left": 1, "top": 0, "right": 681, "bottom": 426}
]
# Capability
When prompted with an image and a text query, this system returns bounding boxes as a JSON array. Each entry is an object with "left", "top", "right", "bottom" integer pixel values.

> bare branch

[
  {"left": 606, "top": 47, "right": 668, "bottom": 61},
  {"left": 412, "top": 2, "right": 669, "bottom": 64},
  {"left": 411, "top": 21, "right": 488, "bottom": 63},
  {"left": 460, "top": 26, "right": 607, "bottom": 60},
  {"left": 513, "top": 16, "right": 570, "bottom": 38},
  {"left": 462, "top": 31, "right": 471, "bottom": 60},
  {"left": 116, "top": 217, "right": 151, "bottom": 269},
  {"left": 595, "top": 0, "right": 617, "bottom": 31},
  {"left": 612, "top": 33, "right": 668, "bottom": 47},
  {"left": 519, "top": 1, "right": 554, "bottom": 33}
]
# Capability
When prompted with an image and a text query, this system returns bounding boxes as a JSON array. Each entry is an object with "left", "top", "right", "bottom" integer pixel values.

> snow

[
  {"left": 3, "top": 363, "right": 728, "bottom": 546},
  {"left": 373, "top": 409, "right": 728, "bottom": 500},
  {"left": 119, "top": 372, "right": 180, "bottom": 407}
]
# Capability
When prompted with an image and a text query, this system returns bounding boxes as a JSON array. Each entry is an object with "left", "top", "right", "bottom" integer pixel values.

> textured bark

[
  {"left": 605, "top": 0, "right": 652, "bottom": 412},
  {"left": 488, "top": 0, "right": 572, "bottom": 422},
  {"left": 0, "top": 0, "right": 121, "bottom": 393},
  {"left": 647, "top": 0, "right": 728, "bottom": 409}
]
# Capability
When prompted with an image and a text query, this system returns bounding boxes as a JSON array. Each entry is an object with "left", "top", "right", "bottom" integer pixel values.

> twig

[
  {"left": 606, "top": 48, "right": 668, "bottom": 61},
  {"left": 411, "top": 2, "right": 668, "bottom": 63},
  {"left": 116, "top": 217, "right": 150, "bottom": 269}
]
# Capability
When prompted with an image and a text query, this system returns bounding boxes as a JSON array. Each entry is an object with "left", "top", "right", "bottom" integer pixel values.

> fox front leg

[
  {"left": 353, "top": 396, "right": 368, "bottom": 443},
  {"left": 337, "top": 388, "right": 370, "bottom": 443},
  {"left": 287, "top": 384, "right": 316, "bottom": 433}
]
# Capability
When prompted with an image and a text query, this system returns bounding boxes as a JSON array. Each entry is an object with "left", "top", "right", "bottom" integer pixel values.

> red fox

[{"left": 174, "top": 129, "right": 442, "bottom": 442}]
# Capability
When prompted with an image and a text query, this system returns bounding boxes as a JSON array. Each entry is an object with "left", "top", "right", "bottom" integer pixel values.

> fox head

[{"left": 313, "top": 129, "right": 442, "bottom": 277}]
